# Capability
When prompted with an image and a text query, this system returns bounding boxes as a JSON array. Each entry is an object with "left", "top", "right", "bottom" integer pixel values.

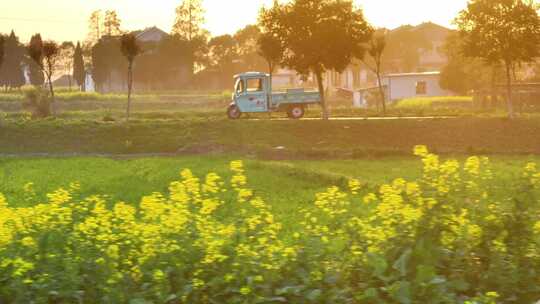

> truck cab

[{"left": 228, "top": 72, "right": 321, "bottom": 119}]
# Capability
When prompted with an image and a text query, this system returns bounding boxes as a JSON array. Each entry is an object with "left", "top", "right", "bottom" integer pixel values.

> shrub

[
  {"left": 21, "top": 85, "right": 51, "bottom": 118},
  {"left": 0, "top": 149, "right": 539, "bottom": 303}
]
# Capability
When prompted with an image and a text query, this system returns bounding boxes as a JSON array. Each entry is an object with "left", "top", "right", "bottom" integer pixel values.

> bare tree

[
  {"left": 120, "top": 34, "right": 141, "bottom": 121},
  {"left": 28, "top": 38, "right": 60, "bottom": 115},
  {"left": 362, "top": 31, "right": 387, "bottom": 114},
  {"left": 58, "top": 41, "right": 75, "bottom": 89}
]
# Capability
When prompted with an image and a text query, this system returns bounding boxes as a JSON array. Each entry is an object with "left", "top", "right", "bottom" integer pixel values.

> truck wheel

[
  {"left": 227, "top": 105, "right": 242, "bottom": 120},
  {"left": 287, "top": 105, "right": 305, "bottom": 119}
]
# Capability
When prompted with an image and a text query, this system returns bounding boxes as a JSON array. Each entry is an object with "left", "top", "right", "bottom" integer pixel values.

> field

[{"left": 1, "top": 91, "right": 540, "bottom": 303}]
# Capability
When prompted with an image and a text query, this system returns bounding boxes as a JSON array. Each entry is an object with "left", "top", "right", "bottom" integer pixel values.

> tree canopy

[
  {"left": 456, "top": 0, "right": 540, "bottom": 117},
  {"left": 73, "top": 42, "right": 86, "bottom": 89},
  {"left": 0, "top": 31, "right": 25, "bottom": 89},
  {"left": 172, "top": 0, "right": 206, "bottom": 41},
  {"left": 259, "top": 0, "right": 372, "bottom": 119}
]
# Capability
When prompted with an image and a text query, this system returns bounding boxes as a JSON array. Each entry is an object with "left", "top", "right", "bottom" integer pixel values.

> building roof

[
  {"left": 135, "top": 26, "right": 168, "bottom": 43},
  {"left": 384, "top": 71, "right": 441, "bottom": 78},
  {"left": 413, "top": 22, "right": 453, "bottom": 41},
  {"left": 234, "top": 72, "right": 269, "bottom": 78}
]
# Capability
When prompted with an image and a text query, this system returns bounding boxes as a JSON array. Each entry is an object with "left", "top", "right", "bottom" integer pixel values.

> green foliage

[
  {"left": 257, "top": 32, "right": 283, "bottom": 75},
  {"left": 0, "top": 31, "right": 26, "bottom": 89},
  {"left": 259, "top": 0, "right": 372, "bottom": 119},
  {"left": 21, "top": 85, "right": 51, "bottom": 118},
  {"left": 439, "top": 33, "right": 502, "bottom": 95},
  {"left": 1, "top": 149, "right": 540, "bottom": 302},
  {"left": 73, "top": 42, "right": 85, "bottom": 89},
  {"left": 456, "top": 0, "right": 540, "bottom": 117}
]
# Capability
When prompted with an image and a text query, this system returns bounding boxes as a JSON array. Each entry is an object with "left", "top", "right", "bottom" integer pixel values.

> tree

[
  {"left": 362, "top": 30, "right": 387, "bottom": 114},
  {"left": 384, "top": 25, "right": 432, "bottom": 73},
  {"left": 455, "top": 0, "right": 540, "bottom": 118},
  {"left": 235, "top": 25, "right": 267, "bottom": 72},
  {"left": 91, "top": 37, "right": 126, "bottom": 93},
  {"left": 0, "top": 31, "right": 25, "bottom": 90},
  {"left": 87, "top": 10, "right": 102, "bottom": 44},
  {"left": 259, "top": 0, "right": 372, "bottom": 119},
  {"left": 103, "top": 10, "right": 122, "bottom": 36},
  {"left": 257, "top": 32, "right": 283, "bottom": 81},
  {"left": 27, "top": 34, "right": 45, "bottom": 86},
  {"left": 172, "top": 0, "right": 209, "bottom": 82},
  {"left": 208, "top": 35, "right": 239, "bottom": 86},
  {"left": 172, "top": 0, "right": 205, "bottom": 41},
  {"left": 0, "top": 35, "right": 4, "bottom": 71},
  {"left": 73, "top": 42, "right": 85, "bottom": 91},
  {"left": 58, "top": 41, "right": 75, "bottom": 89},
  {"left": 28, "top": 38, "right": 60, "bottom": 112},
  {"left": 120, "top": 34, "right": 141, "bottom": 121},
  {"left": 439, "top": 33, "right": 500, "bottom": 95}
]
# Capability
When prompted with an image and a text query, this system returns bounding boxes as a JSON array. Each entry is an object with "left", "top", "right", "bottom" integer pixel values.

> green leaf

[
  {"left": 393, "top": 248, "right": 412, "bottom": 277},
  {"left": 129, "top": 299, "right": 150, "bottom": 304},
  {"left": 367, "top": 252, "right": 388, "bottom": 279},
  {"left": 306, "top": 289, "right": 322, "bottom": 301},
  {"left": 388, "top": 281, "right": 412, "bottom": 304}
]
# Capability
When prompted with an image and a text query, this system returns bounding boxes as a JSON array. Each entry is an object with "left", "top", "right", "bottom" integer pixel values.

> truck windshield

[{"left": 235, "top": 78, "right": 244, "bottom": 94}]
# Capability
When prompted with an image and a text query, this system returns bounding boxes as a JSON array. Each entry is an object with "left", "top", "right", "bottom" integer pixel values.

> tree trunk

[
  {"left": 376, "top": 70, "right": 386, "bottom": 115},
  {"left": 126, "top": 63, "right": 132, "bottom": 122},
  {"left": 315, "top": 70, "right": 328, "bottom": 120},
  {"left": 46, "top": 71, "right": 55, "bottom": 116},
  {"left": 505, "top": 61, "right": 514, "bottom": 119}
]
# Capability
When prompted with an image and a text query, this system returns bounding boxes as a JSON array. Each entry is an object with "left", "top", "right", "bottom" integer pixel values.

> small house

[{"left": 383, "top": 71, "right": 452, "bottom": 101}]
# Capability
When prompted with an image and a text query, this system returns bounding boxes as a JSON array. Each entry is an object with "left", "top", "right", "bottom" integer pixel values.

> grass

[
  {"left": 1, "top": 155, "right": 537, "bottom": 227},
  {"left": 394, "top": 96, "right": 473, "bottom": 110},
  {"left": 0, "top": 89, "right": 227, "bottom": 103},
  {"left": 1, "top": 116, "right": 540, "bottom": 156}
]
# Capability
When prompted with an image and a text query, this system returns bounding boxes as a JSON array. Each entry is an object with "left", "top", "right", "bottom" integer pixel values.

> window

[
  {"left": 246, "top": 78, "right": 264, "bottom": 92},
  {"left": 416, "top": 81, "right": 427, "bottom": 95},
  {"left": 235, "top": 79, "right": 244, "bottom": 94}
]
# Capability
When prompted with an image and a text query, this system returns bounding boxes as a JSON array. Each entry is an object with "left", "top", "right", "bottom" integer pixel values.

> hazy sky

[{"left": 0, "top": 0, "right": 469, "bottom": 43}]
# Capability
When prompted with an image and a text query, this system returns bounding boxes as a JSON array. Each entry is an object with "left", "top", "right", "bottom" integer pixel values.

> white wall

[{"left": 385, "top": 74, "right": 451, "bottom": 100}]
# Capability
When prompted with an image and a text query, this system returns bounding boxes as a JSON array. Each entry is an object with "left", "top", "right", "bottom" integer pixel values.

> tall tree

[
  {"left": 362, "top": 30, "right": 387, "bottom": 114},
  {"left": 73, "top": 42, "right": 85, "bottom": 90},
  {"left": 28, "top": 38, "right": 60, "bottom": 113},
  {"left": 27, "top": 34, "right": 45, "bottom": 86},
  {"left": 58, "top": 41, "right": 75, "bottom": 89},
  {"left": 384, "top": 25, "right": 431, "bottom": 72},
  {"left": 120, "top": 34, "right": 141, "bottom": 121},
  {"left": 456, "top": 0, "right": 540, "bottom": 118},
  {"left": 257, "top": 32, "right": 283, "bottom": 82},
  {"left": 259, "top": 0, "right": 372, "bottom": 119},
  {"left": 235, "top": 25, "right": 266, "bottom": 71},
  {"left": 0, "top": 35, "right": 4, "bottom": 71},
  {"left": 172, "top": 0, "right": 208, "bottom": 82},
  {"left": 172, "top": 0, "right": 205, "bottom": 41},
  {"left": 208, "top": 34, "right": 239, "bottom": 86},
  {"left": 91, "top": 37, "right": 125, "bottom": 93},
  {"left": 0, "top": 31, "right": 25, "bottom": 90},
  {"left": 440, "top": 33, "right": 500, "bottom": 95},
  {"left": 103, "top": 10, "right": 123, "bottom": 36},
  {"left": 87, "top": 10, "right": 102, "bottom": 44}
]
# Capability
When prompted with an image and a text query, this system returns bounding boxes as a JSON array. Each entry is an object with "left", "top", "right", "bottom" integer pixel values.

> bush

[
  {"left": 21, "top": 86, "right": 51, "bottom": 118},
  {"left": 0, "top": 149, "right": 539, "bottom": 303}
]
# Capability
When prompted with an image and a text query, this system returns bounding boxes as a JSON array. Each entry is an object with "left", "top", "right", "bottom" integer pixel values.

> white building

[{"left": 383, "top": 71, "right": 452, "bottom": 101}]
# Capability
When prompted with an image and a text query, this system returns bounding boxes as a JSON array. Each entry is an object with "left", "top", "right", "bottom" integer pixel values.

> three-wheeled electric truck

[{"left": 227, "top": 72, "right": 321, "bottom": 119}]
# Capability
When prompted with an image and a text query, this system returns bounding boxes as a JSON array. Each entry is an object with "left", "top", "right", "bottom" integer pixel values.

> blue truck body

[{"left": 227, "top": 72, "right": 321, "bottom": 119}]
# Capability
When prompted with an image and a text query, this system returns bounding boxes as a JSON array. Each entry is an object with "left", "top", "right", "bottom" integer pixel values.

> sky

[{"left": 0, "top": 0, "right": 469, "bottom": 43}]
